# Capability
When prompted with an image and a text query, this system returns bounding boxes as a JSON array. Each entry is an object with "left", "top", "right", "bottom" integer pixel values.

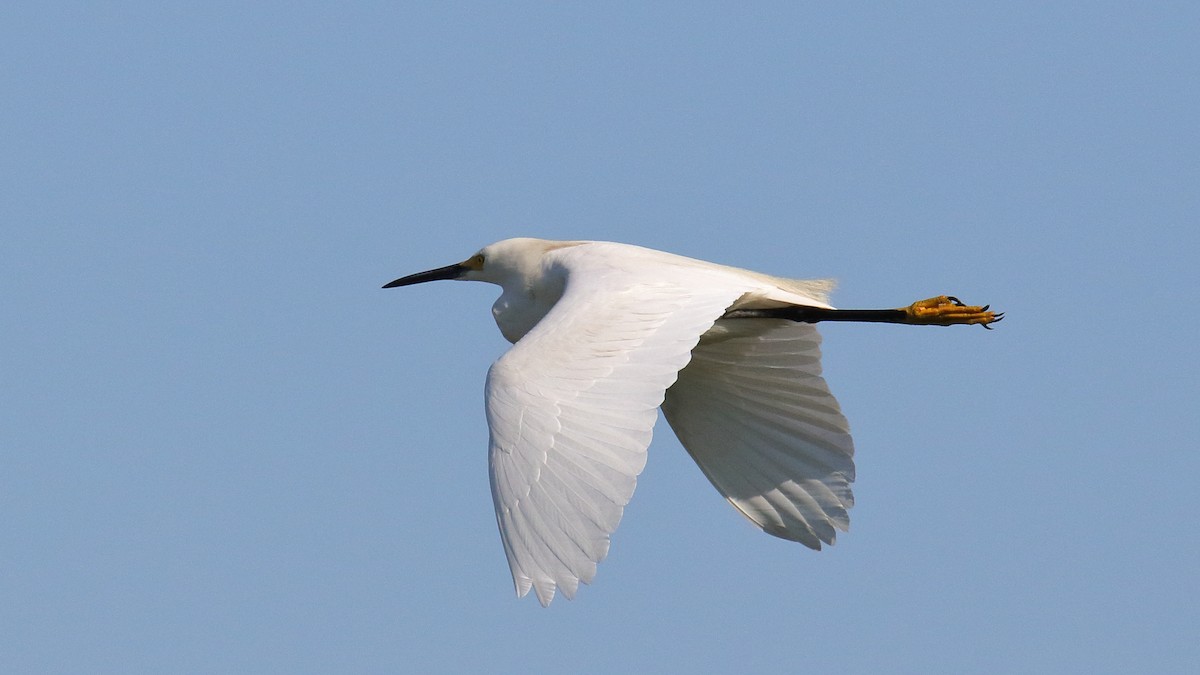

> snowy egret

[{"left": 384, "top": 238, "right": 1000, "bottom": 606}]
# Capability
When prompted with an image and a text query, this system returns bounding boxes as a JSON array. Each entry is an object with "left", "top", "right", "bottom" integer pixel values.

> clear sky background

[{"left": 3, "top": 2, "right": 1198, "bottom": 673}]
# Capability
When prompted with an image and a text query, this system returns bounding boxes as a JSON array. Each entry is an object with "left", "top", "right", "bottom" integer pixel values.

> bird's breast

[{"left": 492, "top": 288, "right": 560, "bottom": 344}]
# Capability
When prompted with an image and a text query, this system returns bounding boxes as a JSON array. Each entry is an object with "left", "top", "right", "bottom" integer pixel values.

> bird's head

[{"left": 382, "top": 238, "right": 570, "bottom": 290}]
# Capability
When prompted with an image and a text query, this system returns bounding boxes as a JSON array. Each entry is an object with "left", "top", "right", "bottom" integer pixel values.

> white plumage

[{"left": 384, "top": 237, "right": 997, "bottom": 605}]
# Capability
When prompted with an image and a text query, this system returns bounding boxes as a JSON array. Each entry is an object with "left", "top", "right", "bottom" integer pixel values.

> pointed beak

[{"left": 382, "top": 263, "right": 468, "bottom": 289}]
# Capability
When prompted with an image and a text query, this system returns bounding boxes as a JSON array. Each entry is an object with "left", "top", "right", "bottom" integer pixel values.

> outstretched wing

[
  {"left": 486, "top": 269, "right": 744, "bottom": 606},
  {"left": 661, "top": 319, "right": 855, "bottom": 549}
]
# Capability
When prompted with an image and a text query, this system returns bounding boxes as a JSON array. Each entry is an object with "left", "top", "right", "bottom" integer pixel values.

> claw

[{"left": 904, "top": 295, "right": 1002, "bottom": 328}]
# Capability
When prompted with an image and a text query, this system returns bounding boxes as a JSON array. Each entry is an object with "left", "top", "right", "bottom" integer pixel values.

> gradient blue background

[{"left": 4, "top": 3, "right": 1197, "bottom": 673}]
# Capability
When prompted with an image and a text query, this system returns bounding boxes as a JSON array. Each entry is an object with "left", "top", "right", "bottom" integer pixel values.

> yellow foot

[{"left": 904, "top": 296, "right": 1004, "bottom": 329}]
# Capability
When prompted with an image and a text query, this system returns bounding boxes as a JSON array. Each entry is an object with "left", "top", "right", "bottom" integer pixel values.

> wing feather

[
  {"left": 662, "top": 319, "right": 855, "bottom": 549},
  {"left": 486, "top": 265, "right": 748, "bottom": 605}
]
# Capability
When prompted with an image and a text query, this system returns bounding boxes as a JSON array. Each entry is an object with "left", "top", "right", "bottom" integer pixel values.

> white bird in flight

[{"left": 384, "top": 238, "right": 1000, "bottom": 606}]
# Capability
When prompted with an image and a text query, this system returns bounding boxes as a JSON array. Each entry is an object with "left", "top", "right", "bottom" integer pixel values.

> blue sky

[{"left": 3, "top": 2, "right": 1198, "bottom": 673}]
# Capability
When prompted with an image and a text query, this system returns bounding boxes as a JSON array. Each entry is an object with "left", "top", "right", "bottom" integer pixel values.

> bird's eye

[{"left": 466, "top": 253, "right": 485, "bottom": 270}]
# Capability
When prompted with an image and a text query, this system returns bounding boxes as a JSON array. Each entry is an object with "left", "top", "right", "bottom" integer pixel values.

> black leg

[{"left": 722, "top": 306, "right": 909, "bottom": 324}]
